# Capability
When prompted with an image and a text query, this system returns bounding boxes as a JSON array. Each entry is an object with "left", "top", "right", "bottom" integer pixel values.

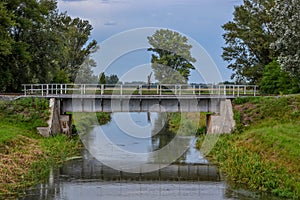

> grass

[
  {"left": 0, "top": 98, "right": 82, "bottom": 198},
  {"left": 197, "top": 95, "right": 300, "bottom": 199}
]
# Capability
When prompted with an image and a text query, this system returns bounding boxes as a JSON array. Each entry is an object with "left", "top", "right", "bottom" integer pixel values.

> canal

[{"left": 21, "top": 112, "right": 272, "bottom": 200}]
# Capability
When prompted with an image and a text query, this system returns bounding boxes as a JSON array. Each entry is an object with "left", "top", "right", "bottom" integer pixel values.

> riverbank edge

[
  {"left": 0, "top": 98, "right": 84, "bottom": 198},
  {"left": 196, "top": 95, "right": 300, "bottom": 199}
]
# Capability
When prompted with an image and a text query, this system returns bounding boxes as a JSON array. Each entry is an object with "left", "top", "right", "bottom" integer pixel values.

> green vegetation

[
  {"left": 148, "top": 29, "right": 196, "bottom": 84},
  {"left": 197, "top": 95, "right": 300, "bottom": 198},
  {"left": 222, "top": 0, "right": 300, "bottom": 93},
  {"left": 0, "top": 98, "right": 82, "bottom": 197},
  {"left": 167, "top": 112, "right": 207, "bottom": 136},
  {"left": 72, "top": 112, "right": 111, "bottom": 135},
  {"left": 0, "top": 0, "right": 97, "bottom": 92}
]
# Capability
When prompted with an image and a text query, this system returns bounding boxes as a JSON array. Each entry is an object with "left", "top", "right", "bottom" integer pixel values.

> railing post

[
  {"left": 244, "top": 86, "right": 246, "bottom": 95},
  {"left": 224, "top": 85, "right": 226, "bottom": 96},
  {"left": 193, "top": 85, "right": 195, "bottom": 95},
  {"left": 101, "top": 84, "right": 104, "bottom": 95},
  {"left": 65, "top": 84, "right": 67, "bottom": 94},
  {"left": 160, "top": 85, "right": 162, "bottom": 95},
  {"left": 199, "top": 85, "right": 201, "bottom": 95},
  {"left": 254, "top": 86, "right": 257, "bottom": 96},
  {"left": 157, "top": 85, "right": 159, "bottom": 94},
  {"left": 233, "top": 86, "right": 235, "bottom": 96},
  {"left": 179, "top": 85, "right": 182, "bottom": 95},
  {"left": 60, "top": 84, "right": 63, "bottom": 95},
  {"left": 218, "top": 85, "right": 221, "bottom": 96},
  {"left": 46, "top": 84, "right": 49, "bottom": 95},
  {"left": 237, "top": 86, "right": 240, "bottom": 97},
  {"left": 139, "top": 85, "right": 142, "bottom": 95},
  {"left": 41, "top": 85, "right": 44, "bottom": 96},
  {"left": 120, "top": 84, "right": 123, "bottom": 96}
]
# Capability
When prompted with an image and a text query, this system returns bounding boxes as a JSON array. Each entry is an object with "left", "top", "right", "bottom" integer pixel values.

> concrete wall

[
  {"left": 37, "top": 98, "right": 72, "bottom": 137},
  {"left": 207, "top": 99, "right": 235, "bottom": 134},
  {"left": 60, "top": 97, "right": 221, "bottom": 113}
]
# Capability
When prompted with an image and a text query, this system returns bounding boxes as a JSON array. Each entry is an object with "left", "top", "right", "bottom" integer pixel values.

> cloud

[{"left": 104, "top": 20, "right": 117, "bottom": 26}]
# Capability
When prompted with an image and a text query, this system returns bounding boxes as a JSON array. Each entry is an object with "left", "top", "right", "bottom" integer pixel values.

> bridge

[
  {"left": 21, "top": 83, "right": 258, "bottom": 136},
  {"left": 22, "top": 83, "right": 257, "bottom": 113}
]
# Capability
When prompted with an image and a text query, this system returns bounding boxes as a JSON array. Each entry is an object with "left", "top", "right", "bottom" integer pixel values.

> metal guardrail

[{"left": 22, "top": 84, "right": 258, "bottom": 97}]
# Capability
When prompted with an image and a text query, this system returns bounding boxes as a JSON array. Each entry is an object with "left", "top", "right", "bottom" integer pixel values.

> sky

[{"left": 57, "top": 0, "right": 242, "bottom": 84}]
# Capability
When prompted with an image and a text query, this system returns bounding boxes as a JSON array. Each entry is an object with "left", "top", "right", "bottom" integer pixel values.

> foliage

[
  {"left": 259, "top": 60, "right": 300, "bottom": 94},
  {"left": 98, "top": 72, "right": 106, "bottom": 85},
  {"left": 147, "top": 29, "right": 196, "bottom": 84},
  {"left": 199, "top": 95, "right": 300, "bottom": 198},
  {"left": 271, "top": 0, "right": 300, "bottom": 78},
  {"left": 72, "top": 112, "right": 111, "bottom": 134},
  {"left": 0, "top": 0, "right": 97, "bottom": 92},
  {"left": 222, "top": 0, "right": 276, "bottom": 84},
  {"left": 0, "top": 98, "right": 49, "bottom": 130},
  {"left": 0, "top": 99, "right": 82, "bottom": 197},
  {"left": 74, "top": 55, "right": 98, "bottom": 84},
  {"left": 167, "top": 113, "right": 206, "bottom": 136},
  {"left": 106, "top": 74, "right": 119, "bottom": 85}
]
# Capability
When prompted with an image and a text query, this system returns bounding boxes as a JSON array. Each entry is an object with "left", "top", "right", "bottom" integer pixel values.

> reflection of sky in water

[
  {"left": 95, "top": 112, "right": 161, "bottom": 153},
  {"left": 90, "top": 112, "right": 207, "bottom": 163}
]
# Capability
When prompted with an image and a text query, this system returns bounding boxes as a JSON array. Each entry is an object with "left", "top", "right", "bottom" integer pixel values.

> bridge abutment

[
  {"left": 206, "top": 99, "right": 235, "bottom": 134},
  {"left": 37, "top": 98, "right": 72, "bottom": 137}
]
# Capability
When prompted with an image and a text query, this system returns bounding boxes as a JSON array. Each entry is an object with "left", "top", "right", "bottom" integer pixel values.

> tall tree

[
  {"left": 98, "top": 72, "right": 106, "bottom": 85},
  {"left": 58, "top": 14, "right": 98, "bottom": 82},
  {"left": 74, "top": 55, "right": 98, "bottom": 84},
  {"left": 222, "top": 0, "right": 276, "bottom": 84},
  {"left": 147, "top": 29, "right": 196, "bottom": 84},
  {"left": 0, "top": 2, "right": 15, "bottom": 92},
  {"left": 271, "top": 0, "right": 300, "bottom": 79},
  {"left": 0, "top": 0, "right": 97, "bottom": 92}
]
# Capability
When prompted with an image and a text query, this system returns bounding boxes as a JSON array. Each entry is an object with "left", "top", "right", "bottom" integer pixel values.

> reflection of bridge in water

[{"left": 61, "top": 151, "right": 220, "bottom": 182}]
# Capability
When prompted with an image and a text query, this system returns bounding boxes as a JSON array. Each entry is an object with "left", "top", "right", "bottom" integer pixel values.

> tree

[
  {"left": 259, "top": 60, "right": 299, "bottom": 94},
  {"left": 57, "top": 14, "right": 98, "bottom": 82},
  {"left": 106, "top": 74, "right": 119, "bottom": 85},
  {"left": 98, "top": 72, "right": 106, "bottom": 85},
  {"left": 147, "top": 29, "right": 196, "bottom": 84},
  {"left": 0, "top": 2, "right": 15, "bottom": 92},
  {"left": 74, "top": 55, "right": 98, "bottom": 84},
  {"left": 0, "top": 0, "right": 97, "bottom": 92},
  {"left": 271, "top": 0, "right": 300, "bottom": 79},
  {"left": 222, "top": 0, "right": 276, "bottom": 84}
]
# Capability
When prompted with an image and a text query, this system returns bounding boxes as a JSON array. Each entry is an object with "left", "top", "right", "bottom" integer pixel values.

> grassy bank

[
  {"left": 197, "top": 95, "right": 300, "bottom": 199},
  {"left": 0, "top": 98, "right": 82, "bottom": 198}
]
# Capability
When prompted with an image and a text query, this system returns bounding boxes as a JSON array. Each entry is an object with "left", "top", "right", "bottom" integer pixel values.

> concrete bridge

[
  {"left": 21, "top": 84, "right": 258, "bottom": 136},
  {"left": 22, "top": 83, "right": 257, "bottom": 113}
]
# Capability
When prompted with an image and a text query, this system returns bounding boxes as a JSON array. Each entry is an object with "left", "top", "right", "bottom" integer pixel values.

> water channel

[{"left": 21, "top": 112, "right": 273, "bottom": 200}]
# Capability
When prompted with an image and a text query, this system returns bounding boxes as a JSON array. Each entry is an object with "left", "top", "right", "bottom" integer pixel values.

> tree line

[
  {"left": 222, "top": 0, "right": 300, "bottom": 94},
  {"left": 0, "top": 0, "right": 97, "bottom": 92}
]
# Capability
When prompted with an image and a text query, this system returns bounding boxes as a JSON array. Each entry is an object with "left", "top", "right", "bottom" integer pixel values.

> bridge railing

[{"left": 22, "top": 84, "right": 258, "bottom": 97}]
